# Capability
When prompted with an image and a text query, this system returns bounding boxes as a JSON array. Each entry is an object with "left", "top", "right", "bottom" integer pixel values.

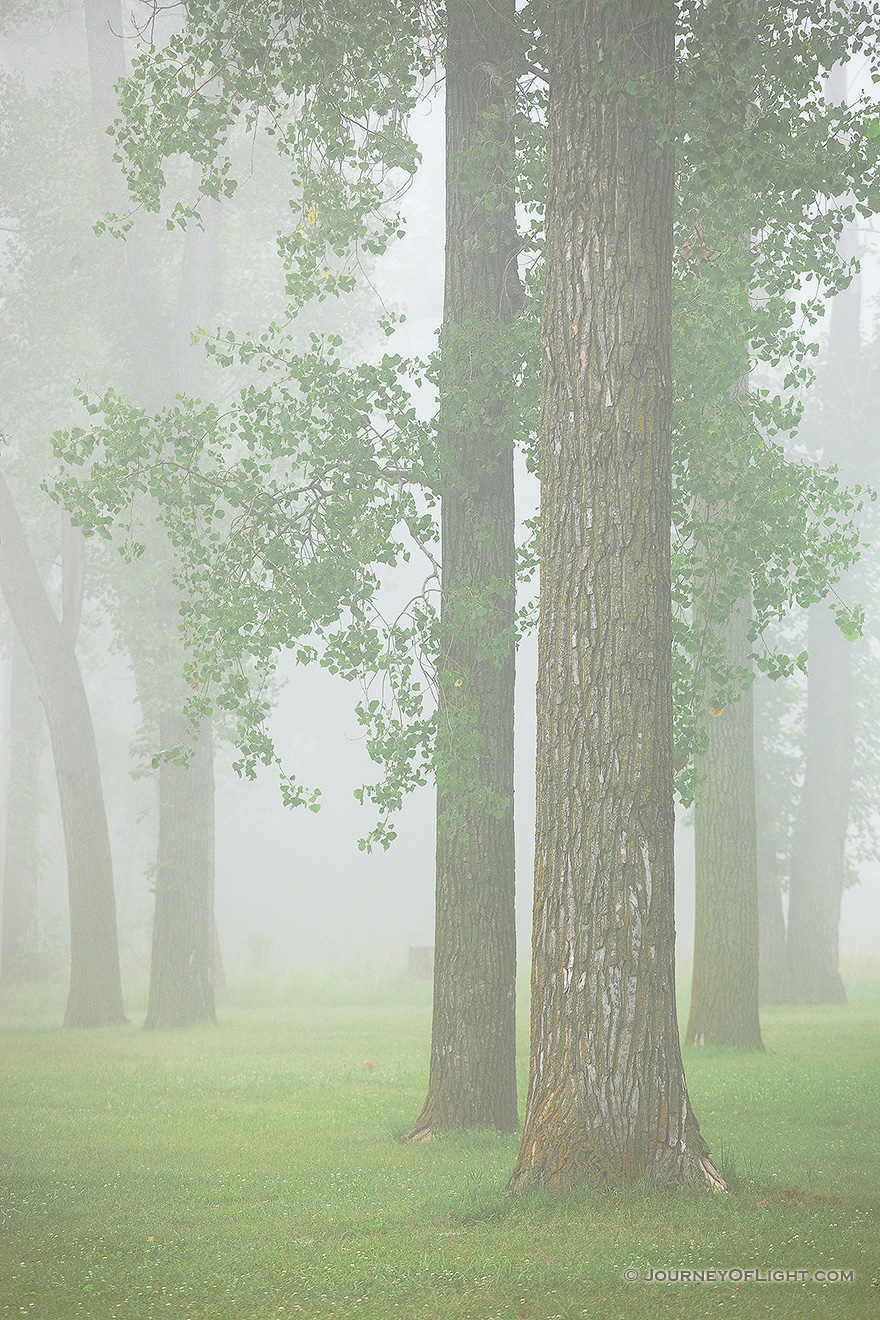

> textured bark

[
  {"left": 403, "top": 0, "right": 520, "bottom": 1139},
  {"left": 510, "top": 0, "right": 721, "bottom": 1191},
  {"left": 786, "top": 213, "right": 859, "bottom": 1007},
  {"left": 144, "top": 712, "right": 216, "bottom": 1028},
  {"left": 687, "top": 600, "right": 762, "bottom": 1048},
  {"left": 0, "top": 471, "right": 125, "bottom": 1027},
  {"left": 0, "top": 635, "right": 45, "bottom": 983}
]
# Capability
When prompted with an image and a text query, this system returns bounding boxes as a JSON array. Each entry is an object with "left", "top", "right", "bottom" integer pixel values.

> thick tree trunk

[
  {"left": 0, "top": 471, "right": 125, "bottom": 1026},
  {"left": 687, "top": 600, "right": 763, "bottom": 1048},
  {"left": 403, "top": 0, "right": 520, "bottom": 1139},
  {"left": 510, "top": 0, "right": 721, "bottom": 1191},
  {"left": 786, "top": 210, "right": 859, "bottom": 1006},
  {"left": 0, "top": 635, "right": 45, "bottom": 983},
  {"left": 144, "top": 711, "right": 216, "bottom": 1028}
]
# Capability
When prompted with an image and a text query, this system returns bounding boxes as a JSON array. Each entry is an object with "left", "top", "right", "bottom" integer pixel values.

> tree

[
  {"left": 84, "top": 0, "right": 222, "bottom": 1028},
  {"left": 0, "top": 635, "right": 45, "bottom": 984},
  {"left": 754, "top": 671, "right": 795, "bottom": 1003},
  {"left": 786, "top": 214, "right": 861, "bottom": 1004},
  {"left": 686, "top": 602, "right": 762, "bottom": 1048},
  {"left": 0, "top": 10, "right": 129, "bottom": 1025},
  {"left": 402, "top": 0, "right": 521, "bottom": 1140},
  {"left": 672, "top": 6, "right": 880, "bottom": 1033},
  {"left": 0, "top": 470, "right": 125, "bottom": 1027},
  {"left": 508, "top": 0, "right": 723, "bottom": 1191}
]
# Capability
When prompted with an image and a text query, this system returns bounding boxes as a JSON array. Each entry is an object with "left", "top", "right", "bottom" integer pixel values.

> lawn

[{"left": 1, "top": 965, "right": 878, "bottom": 1319}]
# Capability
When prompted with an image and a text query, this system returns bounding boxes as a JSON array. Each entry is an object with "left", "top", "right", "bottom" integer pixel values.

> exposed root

[
  {"left": 700, "top": 1153, "right": 728, "bottom": 1192},
  {"left": 399, "top": 1124, "right": 437, "bottom": 1144}
]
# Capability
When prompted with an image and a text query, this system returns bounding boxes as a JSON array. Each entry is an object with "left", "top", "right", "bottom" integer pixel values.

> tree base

[{"left": 686, "top": 1030, "right": 765, "bottom": 1051}]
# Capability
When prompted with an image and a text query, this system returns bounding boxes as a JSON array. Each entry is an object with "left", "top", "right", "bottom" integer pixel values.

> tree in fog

[
  {"left": 0, "top": 476, "right": 125, "bottom": 1026},
  {"left": 82, "top": 0, "right": 222, "bottom": 1028},
  {"left": 0, "top": 8, "right": 125, "bottom": 1026},
  {"left": 401, "top": 0, "right": 522, "bottom": 1140},
  {"left": 0, "top": 0, "right": 223, "bottom": 1026},
  {"left": 786, "top": 221, "right": 860, "bottom": 1005},
  {"left": 673, "top": 6, "right": 880, "bottom": 1045},
  {"left": 56, "top": 2, "right": 511, "bottom": 1102},
  {"left": 55, "top": 0, "right": 527, "bottom": 1109},
  {"left": 0, "top": 635, "right": 44, "bottom": 983},
  {"left": 507, "top": 0, "right": 725, "bottom": 1191}
]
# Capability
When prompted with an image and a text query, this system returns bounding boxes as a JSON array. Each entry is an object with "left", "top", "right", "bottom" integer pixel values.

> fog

[
  {"left": 2, "top": 13, "right": 880, "bottom": 982},
  {"left": 5, "top": 8, "right": 880, "bottom": 1317}
]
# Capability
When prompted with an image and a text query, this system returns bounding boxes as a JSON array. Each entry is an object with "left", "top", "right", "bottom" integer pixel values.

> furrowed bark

[
  {"left": 687, "top": 600, "right": 763, "bottom": 1048},
  {"left": 510, "top": 0, "right": 722, "bottom": 1191},
  {"left": 0, "top": 471, "right": 125, "bottom": 1027},
  {"left": 403, "top": 0, "right": 520, "bottom": 1139}
]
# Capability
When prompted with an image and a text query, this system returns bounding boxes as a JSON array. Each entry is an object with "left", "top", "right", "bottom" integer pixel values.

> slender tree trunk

[
  {"left": 0, "top": 635, "right": 45, "bottom": 983},
  {"left": 786, "top": 604, "right": 851, "bottom": 1003},
  {"left": 754, "top": 675, "right": 790, "bottom": 1002},
  {"left": 786, "top": 204, "right": 859, "bottom": 1005},
  {"left": 138, "top": 194, "right": 220, "bottom": 1029},
  {"left": 85, "top": 0, "right": 220, "bottom": 1028},
  {"left": 138, "top": 190, "right": 220, "bottom": 1029},
  {"left": 687, "top": 599, "right": 763, "bottom": 1047},
  {"left": 0, "top": 471, "right": 125, "bottom": 1026},
  {"left": 144, "top": 710, "right": 216, "bottom": 1027},
  {"left": 403, "top": 0, "right": 520, "bottom": 1139},
  {"left": 510, "top": 0, "right": 722, "bottom": 1191}
]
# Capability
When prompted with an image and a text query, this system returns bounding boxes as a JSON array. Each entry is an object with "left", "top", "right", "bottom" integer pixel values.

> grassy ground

[{"left": 1, "top": 966, "right": 879, "bottom": 1319}]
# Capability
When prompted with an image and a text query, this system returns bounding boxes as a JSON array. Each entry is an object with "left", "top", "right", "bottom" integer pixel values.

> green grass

[{"left": 2, "top": 967, "right": 879, "bottom": 1319}]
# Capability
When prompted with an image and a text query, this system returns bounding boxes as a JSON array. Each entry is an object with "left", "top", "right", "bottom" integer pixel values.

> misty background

[{"left": 2, "top": 9, "right": 880, "bottom": 980}]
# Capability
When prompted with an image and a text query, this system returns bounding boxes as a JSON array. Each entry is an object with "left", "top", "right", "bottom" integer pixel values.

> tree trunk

[
  {"left": 786, "top": 603, "right": 851, "bottom": 1003},
  {"left": 510, "top": 0, "right": 722, "bottom": 1191},
  {"left": 85, "top": 0, "right": 220, "bottom": 1029},
  {"left": 0, "top": 471, "right": 125, "bottom": 1026},
  {"left": 687, "top": 600, "right": 763, "bottom": 1048},
  {"left": 144, "top": 711, "right": 216, "bottom": 1028},
  {"left": 0, "top": 634, "right": 45, "bottom": 983},
  {"left": 137, "top": 193, "right": 220, "bottom": 1029},
  {"left": 786, "top": 201, "right": 859, "bottom": 1006},
  {"left": 213, "top": 917, "right": 226, "bottom": 992},
  {"left": 403, "top": 0, "right": 520, "bottom": 1139},
  {"left": 754, "top": 675, "right": 790, "bottom": 1002},
  {"left": 757, "top": 863, "right": 789, "bottom": 1004}
]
